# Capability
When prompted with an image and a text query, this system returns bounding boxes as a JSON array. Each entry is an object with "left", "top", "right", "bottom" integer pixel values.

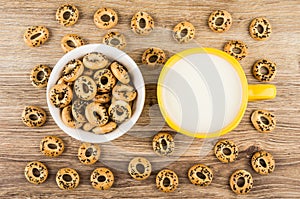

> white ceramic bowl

[{"left": 46, "top": 44, "right": 145, "bottom": 143}]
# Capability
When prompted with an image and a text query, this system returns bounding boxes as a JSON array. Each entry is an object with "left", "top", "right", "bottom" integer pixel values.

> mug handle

[{"left": 248, "top": 84, "right": 276, "bottom": 101}]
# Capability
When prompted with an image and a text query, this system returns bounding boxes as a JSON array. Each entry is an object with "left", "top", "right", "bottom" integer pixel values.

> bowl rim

[{"left": 46, "top": 44, "right": 145, "bottom": 143}]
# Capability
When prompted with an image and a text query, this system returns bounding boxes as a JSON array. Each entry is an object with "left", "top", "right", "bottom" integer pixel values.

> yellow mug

[{"left": 157, "top": 48, "right": 276, "bottom": 138}]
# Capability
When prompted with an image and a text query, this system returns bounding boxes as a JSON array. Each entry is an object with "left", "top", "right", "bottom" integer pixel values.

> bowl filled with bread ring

[{"left": 47, "top": 44, "right": 145, "bottom": 143}]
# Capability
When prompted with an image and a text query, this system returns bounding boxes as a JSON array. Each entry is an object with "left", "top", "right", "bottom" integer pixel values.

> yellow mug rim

[{"left": 157, "top": 48, "right": 248, "bottom": 138}]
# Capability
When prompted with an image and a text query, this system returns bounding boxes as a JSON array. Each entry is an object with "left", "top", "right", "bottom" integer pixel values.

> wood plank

[{"left": 0, "top": 0, "right": 299, "bottom": 198}]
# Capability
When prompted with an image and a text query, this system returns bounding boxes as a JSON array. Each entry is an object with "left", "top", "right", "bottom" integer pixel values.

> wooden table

[{"left": 0, "top": 0, "right": 299, "bottom": 198}]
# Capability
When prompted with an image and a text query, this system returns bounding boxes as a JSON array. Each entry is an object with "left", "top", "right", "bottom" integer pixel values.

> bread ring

[
  {"left": 23, "top": 26, "right": 49, "bottom": 47},
  {"left": 173, "top": 21, "right": 195, "bottom": 43},
  {"left": 78, "top": 143, "right": 101, "bottom": 165},
  {"left": 62, "top": 59, "right": 84, "bottom": 82},
  {"left": 230, "top": 170, "right": 253, "bottom": 194},
  {"left": 93, "top": 92, "right": 111, "bottom": 104},
  {"left": 57, "top": 77, "right": 66, "bottom": 85},
  {"left": 56, "top": 168, "right": 80, "bottom": 190},
  {"left": 108, "top": 100, "right": 132, "bottom": 123},
  {"left": 82, "top": 122, "right": 96, "bottom": 131},
  {"left": 112, "top": 83, "right": 137, "bottom": 102},
  {"left": 224, "top": 40, "right": 248, "bottom": 60},
  {"left": 49, "top": 83, "right": 73, "bottom": 108},
  {"left": 93, "top": 69, "right": 116, "bottom": 92},
  {"left": 56, "top": 4, "right": 79, "bottom": 27},
  {"left": 188, "top": 164, "right": 213, "bottom": 186},
  {"left": 83, "top": 69, "right": 95, "bottom": 76},
  {"left": 83, "top": 52, "right": 109, "bottom": 70},
  {"left": 214, "top": 139, "right": 238, "bottom": 163},
  {"left": 74, "top": 76, "right": 97, "bottom": 100},
  {"left": 110, "top": 96, "right": 117, "bottom": 104},
  {"left": 128, "top": 157, "right": 152, "bottom": 180},
  {"left": 102, "top": 103, "right": 111, "bottom": 110},
  {"left": 90, "top": 168, "right": 114, "bottom": 190},
  {"left": 21, "top": 106, "right": 46, "bottom": 127},
  {"left": 152, "top": 132, "right": 175, "bottom": 156},
  {"left": 85, "top": 102, "right": 109, "bottom": 126},
  {"left": 251, "top": 110, "right": 276, "bottom": 133},
  {"left": 251, "top": 150, "right": 275, "bottom": 175},
  {"left": 24, "top": 161, "right": 48, "bottom": 185},
  {"left": 131, "top": 11, "right": 154, "bottom": 35},
  {"left": 94, "top": 8, "right": 118, "bottom": 29},
  {"left": 61, "top": 34, "right": 85, "bottom": 53},
  {"left": 111, "top": 97, "right": 133, "bottom": 108},
  {"left": 110, "top": 62, "right": 130, "bottom": 84},
  {"left": 56, "top": 76, "right": 74, "bottom": 87},
  {"left": 252, "top": 59, "right": 276, "bottom": 82},
  {"left": 72, "top": 100, "right": 88, "bottom": 122},
  {"left": 103, "top": 32, "right": 126, "bottom": 50},
  {"left": 142, "top": 47, "right": 166, "bottom": 66},
  {"left": 208, "top": 10, "right": 232, "bottom": 33},
  {"left": 40, "top": 136, "right": 65, "bottom": 157},
  {"left": 92, "top": 121, "right": 117, "bottom": 134},
  {"left": 62, "top": 105, "right": 82, "bottom": 128},
  {"left": 156, "top": 169, "right": 178, "bottom": 193},
  {"left": 249, "top": 17, "right": 272, "bottom": 41},
  {"left": 30, "top": 64, "right": 52, "bottom": 88}
]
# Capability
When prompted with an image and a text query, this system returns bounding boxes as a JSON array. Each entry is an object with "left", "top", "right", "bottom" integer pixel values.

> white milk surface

[{"left": 161, "top": 53, "right": 243, "bottom": 134}]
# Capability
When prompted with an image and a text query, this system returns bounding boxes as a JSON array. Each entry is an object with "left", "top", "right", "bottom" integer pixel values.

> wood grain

[{"left": 0, "top": 0, "right": 300, "bottom": 198}]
